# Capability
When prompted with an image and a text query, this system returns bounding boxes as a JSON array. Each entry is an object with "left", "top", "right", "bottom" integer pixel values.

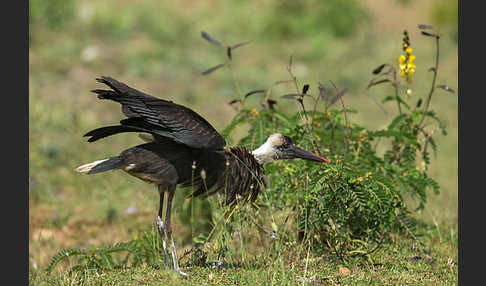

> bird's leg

[
  {"left": 157, "top": 185, "right": 170, "bottom": 268},
  {"left": 165, "top": 186, "right": 187, "bottom": 276}
]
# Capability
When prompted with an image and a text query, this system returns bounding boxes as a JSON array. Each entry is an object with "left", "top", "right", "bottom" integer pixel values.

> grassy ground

[
  {"left": 29, "top": 0, "right": 457, "bottom": 284},
  {"left": 31, "top": 231, "right": 457, "bottom": 285}
]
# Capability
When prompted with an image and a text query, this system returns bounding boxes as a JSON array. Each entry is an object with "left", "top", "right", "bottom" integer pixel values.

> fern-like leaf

[{"left": 46, "top": 248, "right": 87, "bottom": 275}]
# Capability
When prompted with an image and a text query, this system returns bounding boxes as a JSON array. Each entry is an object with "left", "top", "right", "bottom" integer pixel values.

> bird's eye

[{"left": 277, "top": 145, "right": 287, "bottom": 151}]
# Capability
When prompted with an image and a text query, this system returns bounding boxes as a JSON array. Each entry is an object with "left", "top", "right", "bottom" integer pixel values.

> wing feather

[{"left": 91, "top": 76, "right": 226, "bottom": 150}]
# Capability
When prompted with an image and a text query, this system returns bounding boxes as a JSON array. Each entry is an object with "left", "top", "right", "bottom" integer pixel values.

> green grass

[
  {"left": 29, "top": 0, "right": 457, "bottom": 284},
  {"left": 30, "top": 227, "right": 457, "bottom": 285}
]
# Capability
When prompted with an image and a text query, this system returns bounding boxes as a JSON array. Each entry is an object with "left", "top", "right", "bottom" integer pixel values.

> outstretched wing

[{"left": 87, "top": 76, "right": 226, "bottom": 150}]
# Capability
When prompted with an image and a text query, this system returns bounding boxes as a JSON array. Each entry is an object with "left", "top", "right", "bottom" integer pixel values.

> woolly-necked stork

[{"left": 76, "top": 76, "right": 328, "bottom": 275}]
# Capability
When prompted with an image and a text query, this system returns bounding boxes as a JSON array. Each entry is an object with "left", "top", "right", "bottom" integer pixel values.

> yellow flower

[
  {"left": 398, "top": 45, "right": 416, "bottom": 82},
  {"left": 251, "top": 108, "right": 259, "bottom": 117},
  {"left": 399, "top": 55, "right": 406, "bottom": 65},
  {"left": 357, "top": 177, "right": 364, "bottom": 182},
  {"left": 407, "top": 66, "right": 415, "bottom": 76}
]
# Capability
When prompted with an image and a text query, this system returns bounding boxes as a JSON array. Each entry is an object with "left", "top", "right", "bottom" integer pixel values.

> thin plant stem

[
  {"left": 419, "top": 36, "right": 440, "bottom": 127},
  {"left": 226, "top": 56, "right": 245, "bottom": 107},
  {"left": 286, "top": 57, "right": 320, "bottom": 155},
  {"left": 330, "top": 81, "right": 350, "bottom": 167},
  {"left": 310, "top": 94, "right": 321, "bottom": 133},
  {"left": 302, "top": 239, "right": 312, "bottom": 286},
  {"left": 393, "top": 68, "right": 402, "bottom": 114}
]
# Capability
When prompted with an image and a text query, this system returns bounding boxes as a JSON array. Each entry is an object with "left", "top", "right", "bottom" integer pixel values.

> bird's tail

[{"left": 75, "top": 157, "right": 124, "bottom": 174}]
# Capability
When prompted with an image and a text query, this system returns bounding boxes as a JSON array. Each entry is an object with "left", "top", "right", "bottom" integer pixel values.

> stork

[{"left": 75, "top": 76, "right": 328, "bottom": 275}]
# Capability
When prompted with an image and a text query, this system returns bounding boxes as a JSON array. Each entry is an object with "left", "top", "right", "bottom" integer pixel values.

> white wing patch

[
  {"left": 75, "top": 159, "right": 109, "bottom": 173},
  {"left": 124, "top": 163, "right": 136, "bottom": 171}
]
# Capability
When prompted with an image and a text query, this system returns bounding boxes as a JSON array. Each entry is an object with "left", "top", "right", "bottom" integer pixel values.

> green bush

[
  {"left": 221, "top": 102, "right": 440, "bottom": 259},
  {"left": 211, "top": 27, "right": 450, "bottom": 260}
]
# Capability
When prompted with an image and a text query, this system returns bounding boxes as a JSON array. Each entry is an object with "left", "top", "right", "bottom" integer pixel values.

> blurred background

[{"left": 29, "top": 0, "right": 457, "bottom": 272}]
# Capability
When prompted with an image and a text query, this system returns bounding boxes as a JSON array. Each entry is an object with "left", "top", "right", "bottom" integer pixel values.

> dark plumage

[
  {"left": 189, "top": 146, "right": 266, "bottom": 205},
  {"left": 76, "top": 76, "right": 327, "bottom": 275},
  {"left": 82, "top": 76, "right": 263, "bottom": 205},
  {"left": 89, "top": 77, "right": 226, "bottom": 150}
]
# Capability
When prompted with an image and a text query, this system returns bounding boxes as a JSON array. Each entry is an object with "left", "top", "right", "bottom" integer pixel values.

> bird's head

[{"left": 251, "top": 133, "right": 329, "bottom": 164}]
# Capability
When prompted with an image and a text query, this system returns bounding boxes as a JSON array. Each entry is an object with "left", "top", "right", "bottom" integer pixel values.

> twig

[
  {"left": 248, "top": 213, "right": 272, "bottom": 236},
  {"left": 297, "top": 99, "right": 319, "bottom": 153},
  {"left": 328, "top": 113, "right": 336, "bottom": 155},
  {"left": 286, "top": 56, "right": 321, "bottom": 155},
  {"left": 226, "top": 51, "right": 245, "bottom": 107},
  {"left": 310, "top": 93, "right": 321, "bottom": 133},
  {"left": 396, "top": 145, "right": 406, "bottom": 165},
  {"left": 419, "top": 35, "right": 440, "bottom": 127},
  {"left": 392, "top": 68, "right": 402, "bottom": 114},
  {"left": 330, "top": 81, "right": 350, "bottom": 167}
]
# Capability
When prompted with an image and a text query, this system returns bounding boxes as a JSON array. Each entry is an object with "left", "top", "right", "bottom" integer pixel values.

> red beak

[{"left": 291, "top": 145, "right": 329, "bottom": 163}]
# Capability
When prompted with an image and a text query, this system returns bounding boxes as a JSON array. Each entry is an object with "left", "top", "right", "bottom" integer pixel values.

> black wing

[{"left": 86, "top": 76, "right": 226, "bottom": 150}]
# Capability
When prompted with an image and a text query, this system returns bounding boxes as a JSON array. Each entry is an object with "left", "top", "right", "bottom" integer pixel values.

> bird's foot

[{"left": 177, "top": 269, "right": 188, "bottom": 277}]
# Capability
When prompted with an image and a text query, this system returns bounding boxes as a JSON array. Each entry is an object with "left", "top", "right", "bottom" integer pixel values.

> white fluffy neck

[{"left": 251, "top": 141, "right": 276, "bottom": 164}]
